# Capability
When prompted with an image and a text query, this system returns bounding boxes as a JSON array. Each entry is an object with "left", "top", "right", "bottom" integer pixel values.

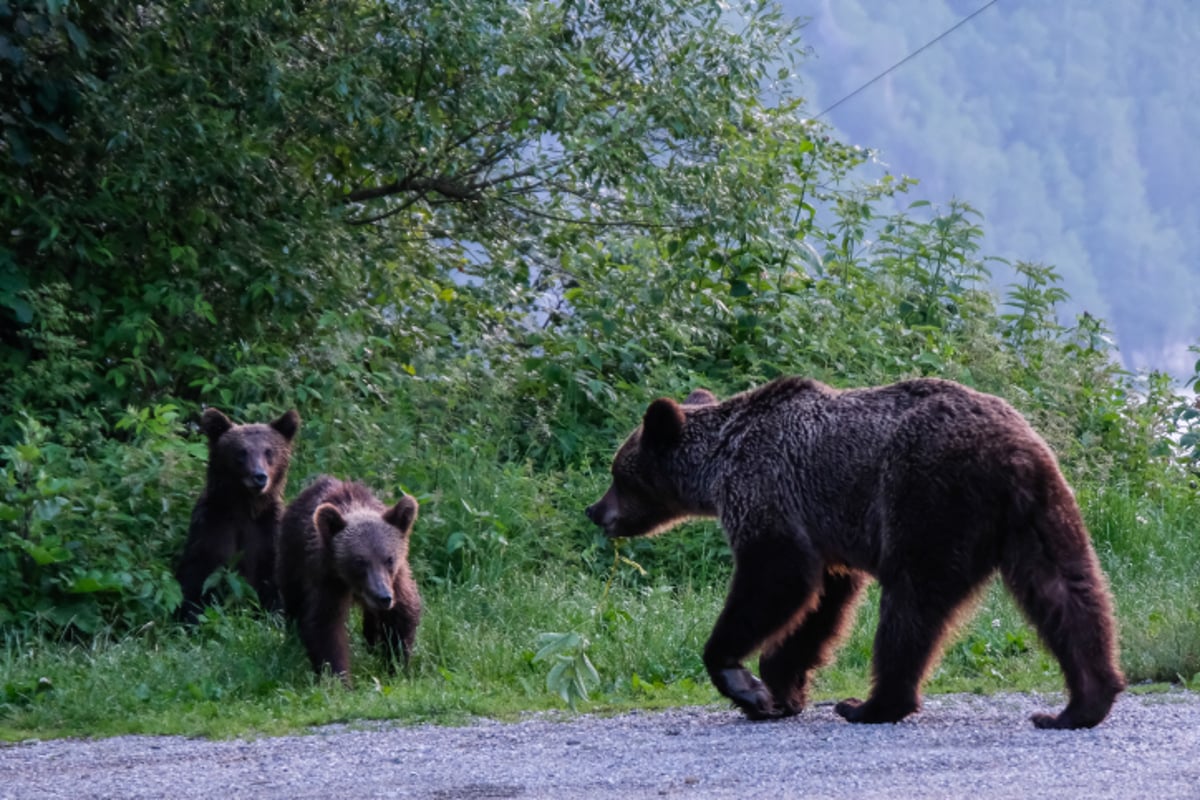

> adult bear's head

[{"left": 586, "top": 389, "right": 718, "bottom": 539}]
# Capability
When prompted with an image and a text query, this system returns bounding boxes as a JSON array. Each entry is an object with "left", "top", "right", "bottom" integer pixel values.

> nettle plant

[
  {"left": 0, "top": 416, "right": 104, "bottom": 633},
  {"left": 0, "top": 407, "right": 195, "bottom": 636}
]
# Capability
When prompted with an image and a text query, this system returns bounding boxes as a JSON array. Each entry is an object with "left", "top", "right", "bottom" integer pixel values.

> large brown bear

[
  {"left": 277, "top": 475, "right": 421, "bottom": 684},
  {"left": 587, "top": 377, "right": 1124, "bottom": 729},
  {"left": 175, "top": 407, "right": 300, "bottom": 623}
]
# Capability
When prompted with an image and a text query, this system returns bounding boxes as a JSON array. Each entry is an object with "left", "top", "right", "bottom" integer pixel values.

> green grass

[
  {"left": 1086, "top": 485, "right": 1200, "bottom": 683},
  {"left": 2, "top": 483, "right": 1197, "bottom": 741},
  {"left": 0, "top": 572, "right": 723, "bottom": 740}
]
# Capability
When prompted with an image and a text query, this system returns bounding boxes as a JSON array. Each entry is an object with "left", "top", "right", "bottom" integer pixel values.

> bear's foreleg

[
  {"left": 362, "top": 605, "right": 419, "bottom": 670},
  {"left": 703, "top": 536, "right": 821, "bottom": 720},
  {"left": 300, "top": 600, "right": 353, "bottom": 686},
  {"left": 174, "top": 530, "right": 235, "bottom": 624},
  {"left": 244, "top": 513, "right": 282, "bottom": 613}
]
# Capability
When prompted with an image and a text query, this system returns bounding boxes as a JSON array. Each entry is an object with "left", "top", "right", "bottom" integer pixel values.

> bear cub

[
  {"left": 277, "top": 475, "right": 421, "bottom": 683},
  {"left": 588, "top": 377, "right": 1124, "bottom": 729},
  {"left": 175, "top": 407, "right": 300, "bottom": 623}
]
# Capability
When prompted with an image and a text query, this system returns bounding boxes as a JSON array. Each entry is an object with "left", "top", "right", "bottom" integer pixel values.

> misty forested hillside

[{"left": 791, "top": 0, "right": 1200, "bottom": 376}]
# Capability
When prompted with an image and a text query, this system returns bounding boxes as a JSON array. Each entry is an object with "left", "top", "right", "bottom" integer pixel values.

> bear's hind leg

[
  {"left": 703, "top": 536, "right": 821, "bottom": 721},
  {"left": 759, "top": 568, "right": 869, "bottom": 715},
  {"left": 1001, "top": 537, "right": 1124, "bottom": 729},
  {"left": 835, "top": 573, "right": 978, "bottom": 724}
]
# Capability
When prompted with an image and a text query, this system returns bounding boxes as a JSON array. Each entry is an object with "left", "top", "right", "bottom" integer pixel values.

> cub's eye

[
  {"left": 264, "top": 449, "right": 274, "bottom": 462},
  {"left": 237, "top": 448, "right": 248, "bottom": 459},
  {"left": 353, "top": 557, "right": 368, "bottom": 572},
  {"left": 384, "top": 557, "right": 395, "bottom": 570}
]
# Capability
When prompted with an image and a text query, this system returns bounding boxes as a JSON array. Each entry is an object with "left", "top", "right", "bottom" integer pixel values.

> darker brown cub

[
  {"left": 587, "top": 377, "right": 1124, "bottom": 729},
  {"left": 175, "top": 407, "right": 300, "bottom": 623},
  {"left": 277, "top": 475, "right": 421, "bottom": 684}
]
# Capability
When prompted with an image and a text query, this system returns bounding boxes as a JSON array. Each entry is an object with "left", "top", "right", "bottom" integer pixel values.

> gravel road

[{"left": 3, "top": 691, "right": 1198, "bottom": 799}]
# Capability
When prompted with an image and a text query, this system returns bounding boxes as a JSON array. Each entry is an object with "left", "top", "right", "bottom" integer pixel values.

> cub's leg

[
  {"left": 362, "top": 605, "right": 419, "bottom": 669},
  {"left": 174, "top": 531, "right": 234, "bottom": 624},
  {"left": 244, "top": 516, "right": 281, "bottom": 613},
  {"left": 301, "top": 600, "right": 353, "bottom": 686}
]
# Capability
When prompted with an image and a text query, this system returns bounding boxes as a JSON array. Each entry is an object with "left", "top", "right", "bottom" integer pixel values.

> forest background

[
  {"left": 1, "top": 0, "right": 1198, "bottom": 738},
  {"left": 795, "top": 0, "right": 1200, "bottom": 378}
]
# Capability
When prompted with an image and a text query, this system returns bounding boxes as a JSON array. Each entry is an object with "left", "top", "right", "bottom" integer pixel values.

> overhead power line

[{"left": 815, "top": 0, "right": 1002, "bottom": 119}]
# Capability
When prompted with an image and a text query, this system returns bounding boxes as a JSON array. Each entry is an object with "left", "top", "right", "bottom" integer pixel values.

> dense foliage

[{"left": 2, "top": 0, "right": 1197, "bottom": 704}]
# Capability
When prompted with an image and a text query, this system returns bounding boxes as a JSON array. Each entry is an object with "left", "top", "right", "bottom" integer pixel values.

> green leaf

[
  {"left": 68, "top": 574, "right": 122, "bottom": 594},
  {"left": 533, "top": 631, "right": 581, "bottom": 663},
  {"left": 21, "top": 542, "right": 71, "bottom": 566}
]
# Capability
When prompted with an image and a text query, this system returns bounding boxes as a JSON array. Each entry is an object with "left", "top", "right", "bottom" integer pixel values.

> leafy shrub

[{"left": 0, "top": 407, "right": 195, "bottom": 636}]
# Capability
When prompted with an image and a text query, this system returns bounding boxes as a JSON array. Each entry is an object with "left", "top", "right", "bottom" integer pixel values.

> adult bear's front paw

[{"left": 715, "top": 668, "right": 789, "bottom": 720}]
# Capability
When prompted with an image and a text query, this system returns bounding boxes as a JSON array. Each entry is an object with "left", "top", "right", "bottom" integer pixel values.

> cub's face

[
  {"left": 316, "top": 496, "right": 418, "bottom": 611},
  {"left": 202, "top": 408, "right": 300, "bottom": 494},
  {"left": 587, "top": 389, "right": 718, "bottom": 539}
]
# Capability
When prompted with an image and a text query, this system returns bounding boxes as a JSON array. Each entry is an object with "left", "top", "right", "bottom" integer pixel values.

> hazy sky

[{"left": 785, "top": 0, "right": 1200, "bottom": 380}]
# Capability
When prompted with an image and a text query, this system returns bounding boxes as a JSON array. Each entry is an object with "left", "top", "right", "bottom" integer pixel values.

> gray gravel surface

[{"left": 3, "top": 691, "right": 1198, "bottom": 799}]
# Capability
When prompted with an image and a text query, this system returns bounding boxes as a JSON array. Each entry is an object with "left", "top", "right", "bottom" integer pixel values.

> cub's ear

[
  {"left": 199, "top": 408, "right": 233, "bottom": 442},
  {"left": 314, "top": 503, "right": 347, "bottom": 540},
  {"left": 383, "top": 494, "right": 419, "bottom": 534},
  {"left": 642, "top": 398, "right": 685, "bottom": 450},
  {"left": 271, "top": 409, "right": 301, "bottom": 441},
  {"left": 683, "top": 389, "right": 718, "bottom": 406}
]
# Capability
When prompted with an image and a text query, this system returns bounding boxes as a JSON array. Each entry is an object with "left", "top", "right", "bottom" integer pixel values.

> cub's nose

[
  {"left": 252, "top": 471, "right": 269, "bottom": 488},
  {"left": 585, "top": 503, "right": 599, "bottom": 525},
  {"left": 374, "top": 590, "right": 394, "bottom": 609}
]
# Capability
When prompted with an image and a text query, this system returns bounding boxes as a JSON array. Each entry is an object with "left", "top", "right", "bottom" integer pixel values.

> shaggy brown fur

[
  {"left": 175, "top": 408, "right": 299, "bottom": 623},
  {"left": 587, "top": 377, "right": 1124, "bottom": 729},
  {"left": 277, "top": 475, "right": 421, "bottom": 684}
]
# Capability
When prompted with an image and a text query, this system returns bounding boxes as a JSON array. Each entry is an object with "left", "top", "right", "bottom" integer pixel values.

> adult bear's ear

[
  {"left": 383, "top": 495, "right": 419, "bottom": 535},
  {"left": 314, "top": 503, "right": 347, "bottom": 541},
  {"left": 642, "top": 398, "right": 685, "bottom": 450},
  {"left": 683, "top": 388, "right": 718, "bottom": 406},
  {"left": 271, "top": 409, "right": 301, "bottom": 441},
  {"left": 199, "top": 408, "right": 233, "bottom": 443}
]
